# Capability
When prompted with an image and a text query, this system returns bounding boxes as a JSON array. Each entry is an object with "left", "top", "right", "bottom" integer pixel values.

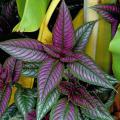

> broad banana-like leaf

[
  {"left": 93, "top": 0, "right": 118, "bottom": 73},
  {"left": 14, "top": 87, "right": 36, "bottom": 117},
  {"left": 38, "top": 0, "right": 60, "bottom": 44},
  {"left": 50, "top": 98, "right": 81, "bottom": 120},
  {"left": 13, "top": 0, "right": 50, "bottom": 32},
  {"left": 73, "top": 9, "right": 84, "bottom": 30},
  {"left": 38, "top": 59, "right": 64, "bottom": 101},
  {"left": 16, "top": 0, "right": 26, "bottom": 18},
  {"left": 38, "top": 0, "right": 83, "bottom": 44},
  {"left": 37, "top": 89, "right": 60, "bottom": 120},
  {"left": 84, "top": 0, "right": 99, "bottom": 59},
  {"left": 109, "top": 24, "right": 120, "bottom": 80}
]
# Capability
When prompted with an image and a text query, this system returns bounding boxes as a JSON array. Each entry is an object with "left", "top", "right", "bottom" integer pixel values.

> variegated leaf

[
  {"left": 105, "top": 90, "right": 116, "bottom": 109},
  {"left": 22, "top": 62, "right": 41, "bottom": 77},
  {"left": 74, "top": 21, "right": 96, "bottom": 52},
  {"left": 53, "top": 0, "right": 74, "bottom": 50},
  {"left": 81, "top": 97, "right": 114, "bottom": 120},
  {"left": 50, "top": 98, "right": 80, "bottom": 120},
  {"left": 68, "top": 53, "right": 114, "bottom": 89},
  {"left": 38, "top": 59, "right": 64, "bottom": 101},
  {"left": 59, "top": 81, "right": 101, "bottom": 110},
  {"left": 0, "top": 85, "right": 12, "bottom": 117},
  {"left": 1, "top": 104, "right": 18, "bottom": 120},
  {"left": 37, "top": 89, "right": 60, "bottom": 120},
  {"left": 92, "top": 4, "right": 120, "bottom": 37},
  {"left": 58, "top": 81, "right": 73, "bottom": 96},
  {"left": 15, "top": 87, "right": 36, "bottom": 117},
  {"left": 0, "top": 38, "right": 48, "bottom": 62},
  {"left": 4, "top": 57, "right": 22, "bottom": 83}
]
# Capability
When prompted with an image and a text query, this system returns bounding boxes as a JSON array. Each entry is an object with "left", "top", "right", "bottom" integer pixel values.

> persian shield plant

[
  {"left": 0, "top": 1, "right": 118, "bottom": 120},
  {"left": 0, "top": 57, "right": 22, "bottom": 118}
]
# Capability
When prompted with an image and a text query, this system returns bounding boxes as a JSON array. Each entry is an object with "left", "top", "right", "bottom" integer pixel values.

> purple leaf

[
  {"left": 1, "top": 0, "right": 16, "bottom": 21},
  {"left": 50, "top": 98, "right": 77, "bottom": 120},
  {"left": 0, "top": 38, "right": 49, "bottom": 62},
  {"left": 43, "top": 45, "right": 60, "bottom": 58},
  {"left": 4, "top": 57, "right": 22, "bottom": 83},
  {"left": 26, "top": 110, "right": 36, "bottom": 120},
  {"left": 59, "top": 81, "right": 96, "bottom": 109},
  {"left": 38, "top": 59, "right": 64, "bottom": 101},
  {"left": 58, "top": 81, "right": 72, "bottom": 95},
  {"left": 74, "top": 21, "right": 96, "bottom": 52},
  {"left": 0, "top": 85, "right": 12, "bottom": 117},
  {"left": 68, "top": 53, "right": 114, "bottom": 89},
  {"left": 81, "top": 95, "right": 114, "bottom": 120},
  {"left": 60, "top": 53, "right": 80, "bottom": 63},
  {"left": 53, "top": 0, "right": 74, "bottom": 50},
  {"left": 59, "top": 81, "right": 113, "bottom": 120},
  {"left": 0, "top": 16, "right": 10, "bottom": 34},
  {"left": 92, "top": 4, "right": 120, "bottom": 37}
]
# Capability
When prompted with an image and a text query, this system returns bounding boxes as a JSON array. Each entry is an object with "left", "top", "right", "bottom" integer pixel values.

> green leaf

[
  {"left": 9, "top": 114, "right": 24, "bottom": 120},
  {"left": 15, "top": 87, "right": 36, "bottom": 118},
  {"left": 37, "top": 89, "right": 60, "bottom": 120},
  {"left": 105, "top": 90, "right": 116, "bottom": 109},
  {"left": 1, "top": 104, "right": 18, "bottom": 120},
  {"left": 13, "top": 0, "right": 50, "bottom": 32},
  {"left": 109, "top": 24, "right": 120, "bottom": 80},
  {"left": 16, "top": 0, "right": 26, "bottom": 18},
  {"left": 22, "top": 62, "right": 41, "bottom": 77}
]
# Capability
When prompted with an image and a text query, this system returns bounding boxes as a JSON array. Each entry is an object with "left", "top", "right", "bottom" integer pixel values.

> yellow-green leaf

[{"left": 13, "top": 0, "right": 50, "bottom": 32}]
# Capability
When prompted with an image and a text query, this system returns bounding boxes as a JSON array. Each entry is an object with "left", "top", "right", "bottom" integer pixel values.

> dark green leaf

[
  {"left": 15, "top": 87, "right": 36, "bottom": 117},
  {"left": 22, "top": 62, "right": 41, "bottom": 77},
  {"left": 1, "top": 104, "right": 18, "bottom": 120}
]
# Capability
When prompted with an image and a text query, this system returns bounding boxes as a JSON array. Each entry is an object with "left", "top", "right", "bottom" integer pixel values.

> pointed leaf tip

[
  {"left": 53, "top": 0, "right": 74, "bottom": 50},
  {"left": 92, "top": 4, "right": 120, "bottom": 37},
  {"left": 0, "top": 38, "right": 49, "bottom": 62},
  {"left": 74, "top": 21, "right": 96, "bottom": 52},
  {"left": 68, "top": 53, "right": 114, "bottom": 89}
]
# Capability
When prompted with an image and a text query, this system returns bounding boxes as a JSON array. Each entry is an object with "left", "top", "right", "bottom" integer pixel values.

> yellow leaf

[
  {"left": 73, "top": 9, "right": 84, "bottom": 30},
  {"left": 9, "top": 76, "right": 34, "bottom": 105},
  {"left": 38, "top": 0, "right": 60, "bottom": 44},
  {"left": 84, "top": 0, "right": 99, "bottom": 60},
  {"left": 95, "top": 0, "right": 116, "bottom": 73}
]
